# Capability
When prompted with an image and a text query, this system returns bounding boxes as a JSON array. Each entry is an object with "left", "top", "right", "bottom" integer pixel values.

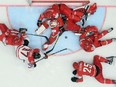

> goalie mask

[{"left": 49, "top": 20, "right": 58, "bottom": 28}]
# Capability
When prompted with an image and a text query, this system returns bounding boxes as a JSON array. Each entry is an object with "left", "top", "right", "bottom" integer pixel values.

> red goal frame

[{"left": 28, "top": 0, "right": 90, "bottom": 6}]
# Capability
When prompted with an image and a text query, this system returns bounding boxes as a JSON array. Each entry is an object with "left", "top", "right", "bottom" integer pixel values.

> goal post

[{"left": 28, "top": 0, "right": 90, "bottom": 6}]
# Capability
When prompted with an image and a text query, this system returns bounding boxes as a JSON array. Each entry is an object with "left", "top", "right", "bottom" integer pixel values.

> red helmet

[
  {"left": 73, "top": 62, "right": 79, "bottom": 70},
  {"left": 45, "top": 4, "right": 60, "bottom": 19}
]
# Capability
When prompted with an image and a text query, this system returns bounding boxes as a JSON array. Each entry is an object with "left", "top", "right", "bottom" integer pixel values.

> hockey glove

[
  {"left": 61, "top": 15, "right": 67, "bottom": 23},
  {"left": 23, "top": 39, "right": 29, "bottom": 46},
  {"left": 37, "top": 20, "right": 42, "bottom": 27},
  {"left": 19, "top": 28, "right": 27, "bottom": 33}
]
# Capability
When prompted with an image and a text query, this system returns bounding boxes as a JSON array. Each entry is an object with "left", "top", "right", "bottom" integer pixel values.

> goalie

[{"left": 37, "top": 3, "right": 97, "bottom": 33}]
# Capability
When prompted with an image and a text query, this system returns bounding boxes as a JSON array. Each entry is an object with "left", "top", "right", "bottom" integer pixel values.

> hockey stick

[
  {"left": 35, "top": 48, "right": 68, "bottom": 63},
  {"left": 48, "top": 48, "right": 68, "bottom": 56},
  {"left": 26, "top": 33, "right": 50, "bottom": 44},
  {"left": 35, "top": 47, "right": 74, "bottom": 63},
  {"left": 106, "top": 56, "right": 116, "bottom": 58},
  {"left": 45, "top": 33, "right": 60, "bottom": 54},
  {"left": 1, "top": 41, "right": 7, "bottom": 46},
  {"left": 35, "top": 57, "right": 46, "bottom": 63}
]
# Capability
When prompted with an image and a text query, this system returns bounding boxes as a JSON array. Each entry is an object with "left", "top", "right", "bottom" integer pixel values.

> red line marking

[
  {"left": 0, "top": 4, "right": 116, "bottom": 7},
  {"left": 100, "top": 7, "right": 107, "bottom": 31},
  {"left": 98, "top": 5, "right": 116, "bottom": 8},
  {"left": 6, "top": 6, "right": 13, "bottom": 29}
]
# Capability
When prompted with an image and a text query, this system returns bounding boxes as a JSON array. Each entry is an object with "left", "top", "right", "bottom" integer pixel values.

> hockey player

[
  {"left": 59, "top": 3, "right": 97, "bottom": 33},
  {"left": 71, "top": 55, "right": 116, "bottom": 85},
  {"left": 0, "top": 23, "right": 28, "bottom": 46},
  {"left": 37, "top": 3, "right": 97, "bottom": 34},
  {"left": 79, "top": 26, "right": 116, "bottom": 52},
  {"left": 15, "top": 44, "right": 48, "bottom": 68},
  {"left": 36, "top": 3, "right": 97, "bottom": 50},
  {"left": 37, "top": 16, "right": 64, "bottom": 50}
]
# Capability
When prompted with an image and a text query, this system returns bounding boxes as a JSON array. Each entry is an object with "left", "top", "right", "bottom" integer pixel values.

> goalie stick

[
  {"left": 45, "top": 33, "right": 60, "bottom": 54},
  {"left": 45, "top": 26, "right": 67, "bottom": 54},
  {"left": 35, "top": 48, "right": 67, "bottom": 63},
  {"left": 26, "top": 33, "right": 50, "bottom": 44},
  {"left": 106, "top": 56, "right": 116, "bottom": 59},
  {"left": 35, "top": 47, "right": 74, "bottom": 63}
]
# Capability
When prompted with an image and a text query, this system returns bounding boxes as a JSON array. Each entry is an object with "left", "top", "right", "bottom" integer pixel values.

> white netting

[{"left": 29, "top": 0, "right": 90, "bottom": 6}]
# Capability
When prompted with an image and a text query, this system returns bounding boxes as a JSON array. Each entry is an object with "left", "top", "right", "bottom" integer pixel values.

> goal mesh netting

[{"left": 28, "top": 0, "right": 90, "bottom": 6}]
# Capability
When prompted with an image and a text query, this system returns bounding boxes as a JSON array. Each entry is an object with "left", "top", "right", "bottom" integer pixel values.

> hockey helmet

[
  {"left": 49, "top": 19, "right": 58, "bottom": 28},
  {"left": 73, "top": 62, "right": 79, "bottom": 69},
  {"left": 33, "top": 49, "right": 41, "bottom": 59},
  {"left": 33, "top": 52, "right": 41, "bottom": 59}
]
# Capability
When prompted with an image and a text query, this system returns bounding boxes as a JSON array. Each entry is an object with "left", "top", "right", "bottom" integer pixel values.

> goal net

[{"left": 28, "top": 0, "right": 90, "bottom": 6}]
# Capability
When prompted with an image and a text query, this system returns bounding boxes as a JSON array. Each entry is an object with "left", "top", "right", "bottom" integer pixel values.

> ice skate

[
  {"left": 106, "top": 56, "right": 116, "bottom": 64},
  {"left": 108, "top": 27, "right": 113, "bottom": 33},
  {"left": 113, "top": 80, "right": 116, "bottom": 84},
  {"left": 112, "top": 38, "right": 116, "bottom": 42},
  {"left": 72, "top": 70, "right": 77, "bottom": 75},
  {"left": 71, "top": 77, "right": 78, "bottom": 82}
]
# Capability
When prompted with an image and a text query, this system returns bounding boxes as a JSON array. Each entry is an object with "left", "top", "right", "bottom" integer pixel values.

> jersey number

[{"left": 83, "top": 63, "right": 92, "bottom": 73}]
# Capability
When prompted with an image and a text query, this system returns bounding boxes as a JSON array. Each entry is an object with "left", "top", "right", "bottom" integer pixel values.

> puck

[{"left": 65, "top": 36, "right": 68, "bottom": 39}]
